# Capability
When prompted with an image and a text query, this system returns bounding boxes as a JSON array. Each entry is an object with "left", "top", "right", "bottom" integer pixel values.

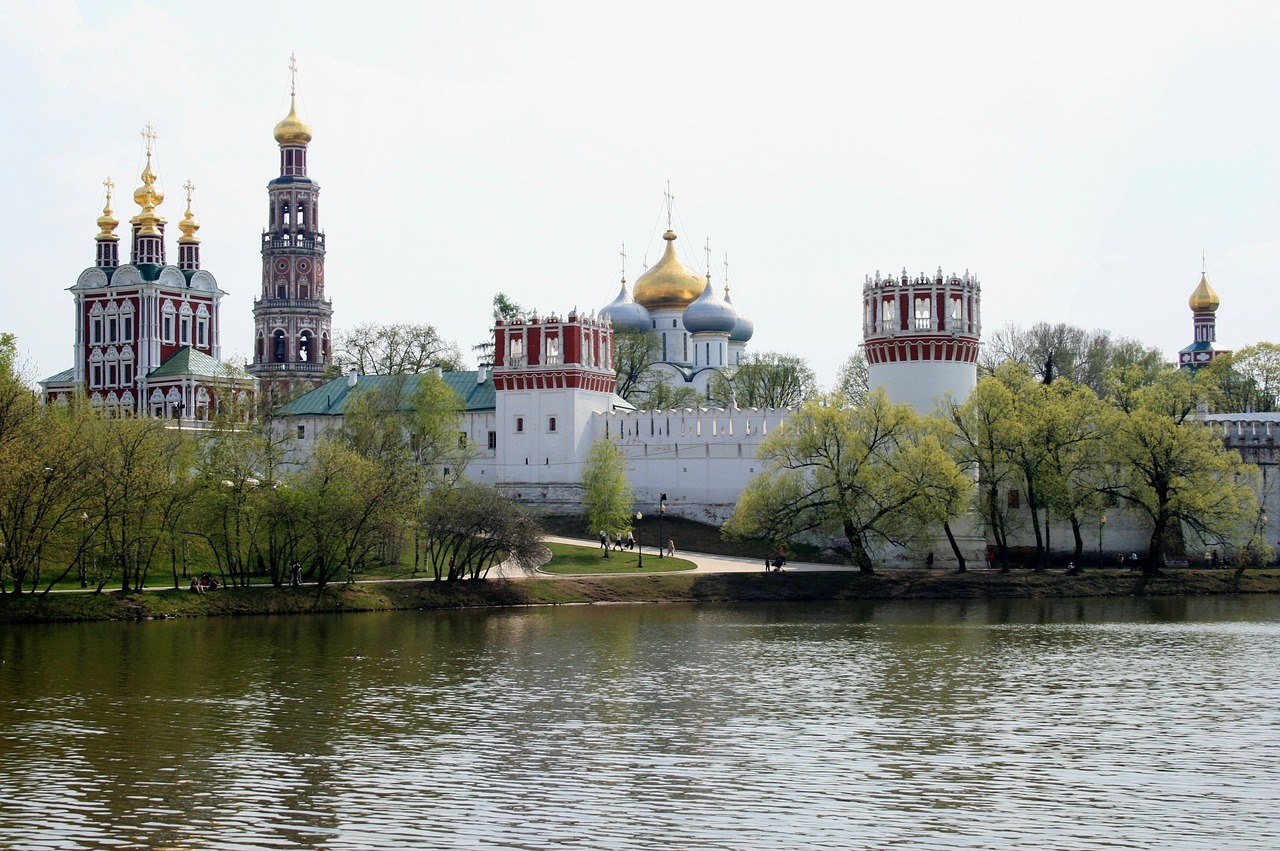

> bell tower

[{"left": 249, "top": 55, "right": 333, "bottom": 389}]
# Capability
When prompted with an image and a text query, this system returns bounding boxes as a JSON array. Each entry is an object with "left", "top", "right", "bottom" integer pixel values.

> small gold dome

[
  {"left": 178, "top": 182, "right": 200, "bottom": 244},
  {"left": 96, "top": 181, "right": 119, "bottom": 241},
  {"left": 1189, "top": 273, "right": 1220, "bottom": 312},
  {"left": 273, "top": 94, "right": 313, "bottom": 146},
  {"left": 633, "top": 230, "right": 706, "bottom": 311}
]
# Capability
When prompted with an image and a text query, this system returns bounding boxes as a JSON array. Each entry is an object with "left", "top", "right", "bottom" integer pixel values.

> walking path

[{"left": 491, "top": 535, "right": 860, "bottom": 578}]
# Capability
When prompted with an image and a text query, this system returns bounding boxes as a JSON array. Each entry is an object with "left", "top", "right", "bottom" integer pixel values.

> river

[{"left": 1, "top": 596, "right": 1278, "bottom": 849}]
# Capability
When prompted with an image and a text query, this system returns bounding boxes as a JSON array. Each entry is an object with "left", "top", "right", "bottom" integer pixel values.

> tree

[
  {"left": 292, "top": 439, "right": 415, "bottom": 587},
  {"left": 473, "top": 292, "right": 531, "bottom": 366},
  {"left": 981, "top": 322, "right": 1164, "bottom": 395},
  {"left": 707, "top": 352, "right": 817, "bottom": 409},
  {"left": 832, "top": 351, "right": 869, "bottom": 405},
  {"left": 581, "top": 438, "right": 634, "bottom": 557},
  {"left": 1201, "top": 342, "right": 1280, "bottom": 413},
  {"left": 332, "top": 322, "right": 464, "bottom": 375},
  {"left": 420, "top": 483, "right": 543, "bottom": 580},
  {"left": 611, "top": 329, "right": 704, "bottom": 409},
  {"left": 943, "top": 374, "right": 1021, "bottom": 568},
  {"left": 1103, "top": 375, "right": 1259, "bottom": 575},
  {"left": 82, "top": 417, "right": 196, "bottom": 593},
  {"left": 725, "top": 391, "right": 971, "bottom": 573}
]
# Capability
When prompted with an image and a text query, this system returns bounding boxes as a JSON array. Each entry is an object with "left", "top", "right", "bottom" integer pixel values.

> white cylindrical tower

[{"left": 862, "top": 267, "right": 981, "bottom": 413}]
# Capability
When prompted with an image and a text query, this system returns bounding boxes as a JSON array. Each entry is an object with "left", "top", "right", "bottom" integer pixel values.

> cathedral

[{"left": 40, "top": 125, "right": 253, "bottom": 418}]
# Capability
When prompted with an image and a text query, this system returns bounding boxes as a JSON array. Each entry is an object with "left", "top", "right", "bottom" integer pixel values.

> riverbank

[{"left": 3, "top": 568, "right": 1280, "bottom": 623}]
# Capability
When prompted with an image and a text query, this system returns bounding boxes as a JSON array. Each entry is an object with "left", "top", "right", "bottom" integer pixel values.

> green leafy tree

[
  {"left": 725, "top": 391, "right": 971, "bottom": 573},
  {"left": 581, "top": 438, "right": 634, "bottom": 557},
  {"left": 707, "top": 352, "right": 817, "bottom": 409},
  {"left": 1103, "top": 375, "right": 1259, "bottom": 574},
  {"left": 833, "top": 351, "right": 870, "bottom": 405},
  {"left": 82, "top": 417, "right": 196, "bottom": 593},
  {"left": 420, "top": 482, "right": 543, "bottom": 580},
  {"left": 611, "top": 329, "right": 704, "bottom": 409}
]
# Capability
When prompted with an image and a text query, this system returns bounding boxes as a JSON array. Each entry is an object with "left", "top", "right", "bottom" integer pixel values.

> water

[{"left": 2, "top": 596, "right": 1279, "bottom": 849}]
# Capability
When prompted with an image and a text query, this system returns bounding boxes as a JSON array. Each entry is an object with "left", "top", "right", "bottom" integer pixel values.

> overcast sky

[{"left": 3, "top": 1, "right": 1279, "bottom": 389}]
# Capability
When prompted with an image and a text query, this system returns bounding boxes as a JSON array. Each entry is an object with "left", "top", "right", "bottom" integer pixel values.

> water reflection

[{"left": 2, "top": 597, "right": 1279, "bottom": 849}]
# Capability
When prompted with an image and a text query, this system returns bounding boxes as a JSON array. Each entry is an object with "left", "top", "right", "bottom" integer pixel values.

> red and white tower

[
  {"left": 249, "top": 56, "right": 333, "bottom": 390},
  {"left": 862, "top": 268, "right": 981, "bottom": 412},
  {"left": 492, "top": 310, "right": 616, "bottom": 482}
]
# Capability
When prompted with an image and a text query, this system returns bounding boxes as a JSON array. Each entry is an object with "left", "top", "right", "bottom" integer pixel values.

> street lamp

[
  {"left": 658, "top": 494, "right": 667, "bottom": 559},
  {"left": 634, "top": 511, "right": 644, "bottom": 568},
  {"left": 79, "top": 512, "right": 89, "bottom": 588},
  {"left": 1098, "top": 513, "right": 1107, "bottom": 568}
]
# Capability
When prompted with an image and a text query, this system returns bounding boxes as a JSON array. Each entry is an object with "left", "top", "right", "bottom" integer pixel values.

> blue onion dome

[
  {"left": 600, "top": 282, "right": 652, "bottom": 332},
  {"left": 683, "top": 281, "right": 738, "bottom": 334},
  {"left": 725, "top": 287, "right": 754, "bottom": 343}
]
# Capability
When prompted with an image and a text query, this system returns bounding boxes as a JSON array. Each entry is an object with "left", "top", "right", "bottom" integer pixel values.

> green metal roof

[
  {"left": 148, "top": 347, "right": 251, "bottom": 380},
  {"left": 41, "top": 367, "right": 75, "bottom": 384},
  {"left": 274, "top": 371, "right": 497, "bottom": 417}
]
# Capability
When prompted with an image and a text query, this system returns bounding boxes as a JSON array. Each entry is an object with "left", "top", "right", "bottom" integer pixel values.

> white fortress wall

[{"left": 598, "top": 405, "right": 793, "bottom": 523}]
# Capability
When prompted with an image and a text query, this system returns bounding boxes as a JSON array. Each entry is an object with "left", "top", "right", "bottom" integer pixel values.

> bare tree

[{"left": 333, "top": 323, "right": 464, "bottom": 375}]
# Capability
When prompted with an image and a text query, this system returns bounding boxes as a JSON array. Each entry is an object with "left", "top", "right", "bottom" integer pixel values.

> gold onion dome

[
  {"left": 96, "top": 183, "right": 119, "bottom": 240},
  {"left": 1189, "top": 273, "right": 1220, "bottom": 312},
  {"left": 273, "top": 94, "right": 313, "bottom": 146},
  {"left": 131, "top": 154, "right": 165, "bottom": 236},
  {"left": 178, "top": 184, "right": 200, "bottom": 244},
  {"left": 632, "top": 230, "right": 706, "bottom": 311}
]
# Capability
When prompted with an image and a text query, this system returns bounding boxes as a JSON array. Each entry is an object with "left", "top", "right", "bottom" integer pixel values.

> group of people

[
  {"left": 188, "top": 573, "right": 220, "bottom": 594},
  {"left": 599, "top": 530, "right": 676, "bottom": 557}
]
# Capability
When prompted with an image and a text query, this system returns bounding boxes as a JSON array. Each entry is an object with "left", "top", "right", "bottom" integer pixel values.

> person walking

[
  {"left": 666, "top": 538, "right": 675, "bottom": 557},
  {"left": 626, "top": 531, "right": 635, "bottom": 550}
]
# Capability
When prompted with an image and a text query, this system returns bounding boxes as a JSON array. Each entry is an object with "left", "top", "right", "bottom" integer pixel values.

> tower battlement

[{"left": 862, "top": 267, "right": 982, "bottom": 413}]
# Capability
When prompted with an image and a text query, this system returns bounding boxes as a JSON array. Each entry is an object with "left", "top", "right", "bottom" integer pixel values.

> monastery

[{"left": 37, "top": 65, "right": 1280, "bottom": 566}]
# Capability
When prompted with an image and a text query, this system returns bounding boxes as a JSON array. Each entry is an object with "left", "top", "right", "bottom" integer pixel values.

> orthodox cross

[
  {"left": 290, "top": 53, "right": 299, "bottom": 95},
  {"left": 140, "top": 123, "right": 157, "bottom": 156}
]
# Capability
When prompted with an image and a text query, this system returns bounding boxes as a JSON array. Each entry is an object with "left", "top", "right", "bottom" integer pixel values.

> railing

[
  {"left": 252, "top": 297, "right": 333, "bottom": 311},
  {"left": 261, "top": 234, "right": 326, "bottom": 251},
  {"left": 248, "top": 361, "right": 330, "bottom": 375}
]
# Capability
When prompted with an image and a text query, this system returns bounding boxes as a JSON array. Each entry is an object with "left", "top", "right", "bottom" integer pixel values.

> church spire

[
  {"left": 177, "top": 180, "right": 201, "bottom": 271},
  {"left": 129, "top": 123, "right": 166, "bottom": 266},
  {"left": 95, "top": 176, "right": 120, "bottom": 268}
]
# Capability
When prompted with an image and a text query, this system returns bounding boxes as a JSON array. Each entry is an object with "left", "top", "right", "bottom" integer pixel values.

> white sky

[{"left": 3, "top": 1, "right": 1279, "bottom": 389}]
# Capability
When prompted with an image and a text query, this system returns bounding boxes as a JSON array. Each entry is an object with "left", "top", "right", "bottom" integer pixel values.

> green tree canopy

[
  {"left": 725, "top": 390, "right": 972, "bottom": 573},
  {"left": 581, "top": 438, "right": 634, "bottom": 554},
  {"left": 707, "top": 352, "right": 817, "bottom": 409}
]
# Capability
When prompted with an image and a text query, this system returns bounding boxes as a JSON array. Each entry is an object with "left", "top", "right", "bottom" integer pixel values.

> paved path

[{"left": 491, "top": 535, "right": 861, "bottom": 578}]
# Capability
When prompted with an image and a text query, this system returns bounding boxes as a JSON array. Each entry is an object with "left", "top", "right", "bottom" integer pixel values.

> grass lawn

[{"left": 540, "top": 541, "right": 696, "bottom": 575}]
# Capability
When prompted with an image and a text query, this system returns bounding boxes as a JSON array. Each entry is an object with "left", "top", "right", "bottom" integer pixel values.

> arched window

[
  {"left": 299, "top": 330, "right": 313, "bottom": 362},
  {"left": 273, "top": 330, "right": 287, "bottom": 363}
]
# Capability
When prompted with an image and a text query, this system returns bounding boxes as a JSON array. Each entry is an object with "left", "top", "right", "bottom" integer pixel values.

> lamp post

[
  {"left": 634, "top": 512, "right": 644, "bottom": 569},
  {"left": 658, "top": 494, "right": 667, "bottom": 559},
  {"left": 1098, "top": 513, "right": 1106, "bottom": 568},
  {"left": 79, "top": 511, "right": 89, "bottom": 588}
]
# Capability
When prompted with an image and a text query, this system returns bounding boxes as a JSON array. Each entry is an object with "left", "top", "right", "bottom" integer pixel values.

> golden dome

[
  {"left": 1189, "top": 273, "right": 1220, "bottom": 312},
  {"left": 96, "top": 178, "right": 119, "bottom": 241},
  {"left": 632, "top": 230, "right": 706, "bottom": 311},
  {"left": 178, "top": 181, "right": 200, "bottom": 244},
  {"left": 130, "top": 152, "right": 165, "bottom": 237},
  {"left": 273, "top": 94, "right": 313, "bottom": 146}
]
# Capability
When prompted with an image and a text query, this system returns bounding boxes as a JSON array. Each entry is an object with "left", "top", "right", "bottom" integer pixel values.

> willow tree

[
  {"left": 1104, "top": 375, "right": 1259, "bottom": 574},
  {"left": 725, "top": 390, "right": 972, "bottom": 573},
  {"left": 581, "top": 438, "right": 633, "bottom": 556}
]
